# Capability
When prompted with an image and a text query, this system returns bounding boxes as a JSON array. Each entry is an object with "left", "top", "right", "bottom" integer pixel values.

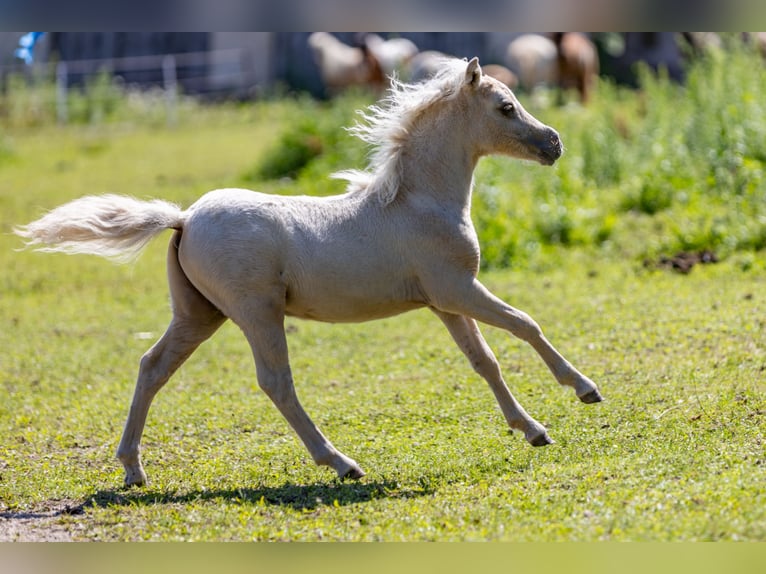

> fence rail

[
  {"left": 1, "top": 47, "right": 255, "bottom": 125},
  {"left": 1, "top": 47, "right": 253, "bottom": 89}
]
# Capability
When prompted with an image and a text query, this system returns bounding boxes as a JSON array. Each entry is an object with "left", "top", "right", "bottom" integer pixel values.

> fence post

[
  {"left": 56, "top": 61, "right": 68, "bottom": 124},
  {"left": 162, "top": 54, "right": 178, "bottom": 126}
]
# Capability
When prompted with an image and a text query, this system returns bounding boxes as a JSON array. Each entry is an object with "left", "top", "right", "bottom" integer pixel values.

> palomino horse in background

[
  {"left": 482, "top": 64, "right": 519, "bottom": 90},
  {"left": 17, "top": 58, "right": 603, "bottom": 487},
  {"left": 308, "top": 32, "right": 385, "bottom": 95}
]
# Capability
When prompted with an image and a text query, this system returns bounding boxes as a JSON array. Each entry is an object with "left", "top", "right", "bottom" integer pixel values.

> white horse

[
  {"left": 505, "top": 34, "right": 558, "bottom": 91},
  {"left": 363, "top": 33, "right": 419, "bottom": 77},
  {"left": 408, "top": 50, "right": 451, "bottom": 83},
  {"left": 16, "top": 58, "right": 603, "bottom": 487}
]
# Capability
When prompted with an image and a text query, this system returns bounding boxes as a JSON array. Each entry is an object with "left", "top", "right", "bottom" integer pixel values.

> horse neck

[{"left": 396, "top": 108, "right": 478, "bottom": 210}]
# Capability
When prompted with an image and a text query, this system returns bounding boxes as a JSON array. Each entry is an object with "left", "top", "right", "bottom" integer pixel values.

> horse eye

[{"left": 500, "top": 102, "right": 515, "bottom": 117}]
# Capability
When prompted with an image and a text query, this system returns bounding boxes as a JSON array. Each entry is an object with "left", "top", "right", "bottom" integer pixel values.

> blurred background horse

[{"left": 308, "top": 32, "right": 385, "bottom": 95}]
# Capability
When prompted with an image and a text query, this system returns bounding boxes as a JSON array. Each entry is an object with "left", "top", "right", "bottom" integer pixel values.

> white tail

[{"left": 15, "top": 194, "right": 184, "bottom": 263}]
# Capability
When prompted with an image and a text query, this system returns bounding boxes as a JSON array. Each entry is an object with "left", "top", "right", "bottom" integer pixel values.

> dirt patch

[
  {"left": 645, "top": 250, "right": 718, "bottom": 274},
  {"left": 0, "top": 500, "right": 83, "bottom": 542}
]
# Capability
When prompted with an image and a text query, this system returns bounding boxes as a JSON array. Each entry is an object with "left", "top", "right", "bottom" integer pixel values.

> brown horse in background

[{"left": 553, "top": 33, "right": 600, "bottom": 104}]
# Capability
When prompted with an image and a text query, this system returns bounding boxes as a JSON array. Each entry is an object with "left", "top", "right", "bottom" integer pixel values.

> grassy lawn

[
  {"left": 2, "top": 235, "right": 764, "bottom": 540},
  {"left": 1, "top": 57, "right": 765, "bottom": 541}
]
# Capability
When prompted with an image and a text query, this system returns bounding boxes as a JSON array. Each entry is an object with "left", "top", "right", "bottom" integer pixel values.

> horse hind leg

[
  {"left": 234, "top": 295, "right": 364, "bottom": 480},
  {"left": 117, "top": 232, "right": 225, "bottom": 486}
]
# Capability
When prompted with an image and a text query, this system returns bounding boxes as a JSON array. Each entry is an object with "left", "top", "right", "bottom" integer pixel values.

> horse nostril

[
  {"left": 535, "top": 129, "right": 563, "bottom": 164},
  {"left": 549, "top": 132, "right": 563, "bottom": 158}
]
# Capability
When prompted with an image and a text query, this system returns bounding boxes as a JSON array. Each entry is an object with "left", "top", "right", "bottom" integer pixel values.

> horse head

[{"left": 461, "top": 57, "right": 563, "bottom": 166}]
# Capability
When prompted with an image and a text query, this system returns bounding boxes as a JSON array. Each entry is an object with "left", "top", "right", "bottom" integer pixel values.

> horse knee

[{"left": 508, "top": 309, "right": 543, "bottom": 342}]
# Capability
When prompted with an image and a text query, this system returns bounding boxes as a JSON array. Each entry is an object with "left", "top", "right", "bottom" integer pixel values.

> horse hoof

[
  {"left": 528, "top": 433, "right": 554, "bottom": 447},
  {"left": 339, "top": 466, "right": 366, "bottom": 480},
  {"left": 123, "top": 468, "right": 148, "bottom": 488},
  {"left": 579, "top": 389, "right": 604, "bottom": 404},
  {"left": 124, "top": 477, "right": 147, "bottom": 488}
]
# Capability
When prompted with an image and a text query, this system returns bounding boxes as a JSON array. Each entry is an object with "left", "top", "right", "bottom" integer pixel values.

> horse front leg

[
  {"left": 238, "top": 300, "right": 365, "bottom": 480},
  {"left": 430, "top": 277, "right": 603, "bottom": 404},
  {"left": 433, "top": 310, "right": 552, "bottom": 446}
]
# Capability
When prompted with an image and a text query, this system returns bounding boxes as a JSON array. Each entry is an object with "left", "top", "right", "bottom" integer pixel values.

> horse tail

[{"left": 15, "top": 194, "right": 185, "bottom": 263}]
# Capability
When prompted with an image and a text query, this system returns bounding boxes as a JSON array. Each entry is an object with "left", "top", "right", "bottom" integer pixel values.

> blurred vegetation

[
  {"left": 240, "top": 92, "right": 368, "bottom": 183},
  {"left": 484, "top": 45, "right": 766, "bottom": 266},
  {"left": 0, "top": 68, "right": 200, "bottom": 128},
  {"left": 2, "top": 42, "right": 766, "bottom": 269}
]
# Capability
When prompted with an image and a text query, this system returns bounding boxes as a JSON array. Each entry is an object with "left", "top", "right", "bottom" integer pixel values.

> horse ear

[{"left": 465, "top": 57, "right": 482, "bottom": 87}]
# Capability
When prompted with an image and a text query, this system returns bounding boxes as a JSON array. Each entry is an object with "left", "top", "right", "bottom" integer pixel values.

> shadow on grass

[{"left": 80, "top": 480, "right": 431, "bottom": 512}]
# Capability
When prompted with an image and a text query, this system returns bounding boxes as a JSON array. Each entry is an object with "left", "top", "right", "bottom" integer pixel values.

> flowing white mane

[{"left": 332, "top": 58, "right": 469, "bottom": 205}]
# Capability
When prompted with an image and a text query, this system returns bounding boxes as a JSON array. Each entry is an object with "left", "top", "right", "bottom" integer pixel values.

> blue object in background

[{"left": 15, "top": 32, "right": 45, "bottom": 65}]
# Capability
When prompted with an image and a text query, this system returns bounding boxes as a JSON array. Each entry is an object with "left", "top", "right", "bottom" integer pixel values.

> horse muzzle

[{"left": 536, "top": 128, "right": 563, "bottom": 165}]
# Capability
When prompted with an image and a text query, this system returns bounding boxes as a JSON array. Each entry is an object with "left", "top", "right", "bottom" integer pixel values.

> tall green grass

[
  {"left": 0, "top": 68, "right": 200, "bottom": 128},
  {"left": 474, "top": 45, "right": 766, "bottom": 266}
]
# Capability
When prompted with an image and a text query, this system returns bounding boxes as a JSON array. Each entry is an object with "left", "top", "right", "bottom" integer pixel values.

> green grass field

[{"left": 1, "top": 49, "right": 765, "bottom": 541}]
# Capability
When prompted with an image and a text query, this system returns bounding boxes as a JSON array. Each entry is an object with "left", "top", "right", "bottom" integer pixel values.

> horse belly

[{"left": 284, "top": 274, "right": 425, "bottom": 323}]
